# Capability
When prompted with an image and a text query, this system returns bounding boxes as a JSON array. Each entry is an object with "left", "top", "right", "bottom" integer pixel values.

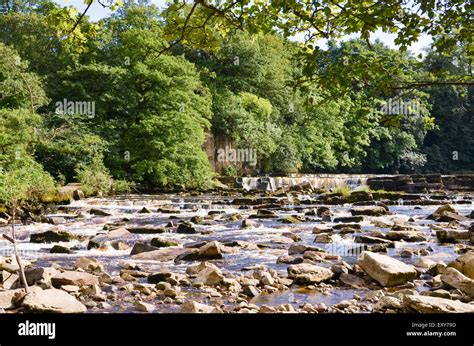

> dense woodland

[{"left": 0, "top": 0, "right": 472, "bottom": 200}]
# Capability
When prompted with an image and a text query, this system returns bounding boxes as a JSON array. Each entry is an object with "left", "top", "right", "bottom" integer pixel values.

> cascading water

[{"left": 236, "top": 174, "right": 373, "bottom": 191}]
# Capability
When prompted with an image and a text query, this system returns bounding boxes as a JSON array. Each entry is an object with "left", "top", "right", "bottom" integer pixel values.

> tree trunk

[{"left": 11, "top": 204, "right": 28, "bottom": 293}]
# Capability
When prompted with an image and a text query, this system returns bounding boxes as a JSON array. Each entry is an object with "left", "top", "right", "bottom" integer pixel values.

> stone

[
  {"left": 436, "top": 228, "right": 469, "bottom": 243},
  {"left": 22, "top": 289, "right": 87, "bottom": 313},
  {"left": 150, "top": 238, "right": 179, "bottom": 248},
  {"left": 288, "top": 244, "right": 322, "bottom": 255},
  {"left": 194, "top": 266, "right": 224, "bottom": 286},
  {"left": 177, "top": 223, "right": 197, "bottom": 234},
  {"left": 72, "top": 189, "right": 84, "bottom": 200},
  {"left": 131, "top": 247, "right": 189, "bottom": 261},
  {"left": 350, "top": 206, "right": 387, "bottom": 216},
  {"left": 242, "top": 285, "right": 260, "bottom": 297},
  {"left": 3, "top": 271, "right": 20, "bottom": 289},
  {"left": 88, "top": 228, "right": 133, "bottom": 249},
  {"left": 138, "top": 207, "right": 152, "bottom": 214},
  {"left": 30, "top": 230, "right": 77, "bottom": 243},
  {"left": 358, "top": 251, "right": 418, "bottom": 287},
  {"left": 180, "top": 300, "right": 221, "bottom": 313},
  {"left": 190, "top": 215, "right": 202, "bottom": 224},
  {"left": 24, "top": 267, "right": 59, "bottom": 286},
  {"left": 197, "top": 241, "right": 223, "bottom": 260},
  {"left": 241, "top": 219, "right": 256, "bottom": 228},
  {"left": 287, "top": 263, "right": 334, "bottom": 285},
  {"left": 314, "top": 233, "right": 333, "bottom": 243},
  {"left": 50, "top": 245, "right": 73, "bottom": 254},
  {"left": 277, "top": 255, "right": 303, "bottom": 264},
  {"left": 51, "top": 271, "right": 99, "bottom": 288},
  {"left": 428, "top": 204, "right": 469, "bottom": 222},
  {"left": 147, "top": 272, "right": 181, "bottom": 285},
  {"left": 75, "top": 258, "right": 104, "bottom": 272},
  {"left": 130, "top": 242, "right": 159, "bottom": 255},
  {"left": 134, "top": 301, "right": 155, "bottom": 312},
  {"left": 333, "top": 216, "right": 364, "bottom": 223},
  {"left": 280, "top": 215, "right": 304, "bottom": 224},
  {"left": 448, "top": 253, "right": 474, "bottom": 279},
  {"left": 441, "top": 267, "right": 474, "bottom": 298},
  {"left": 404, "top": 294, "right": 474, "bottom": 313},
  {"left": 0, "top": 257, "right": 31, "bottom": 273},
  {"left": 256, "top": 271, "right": 274, "bottom": 286},
  {"left": 90, "top": 208, "right": 112, "bottom": 217},
  {"left": 386, "top": 231, "right": 426, "bottom": 242},
  {"left": 414, "top": 258, "right": 436, "bottom": 269},
  {"left": 0, "top": 289, "right": 22, "bottom": 309},
  {"left": 354, "top": 235, "right": 392, "bottom": 245},
  {"left": 127, "top": 226, "right": 166, "bottom": 234},
  {"left": 339, "top": 273, "right": 366, "bottom": 288}
]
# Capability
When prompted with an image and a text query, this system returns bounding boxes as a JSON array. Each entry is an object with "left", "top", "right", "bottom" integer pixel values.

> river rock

[
  {"left": 358, "top": 251, "right": 417, "bottom": 287},
  {"left": 177, "top": 223, "right": 197, "bottom": 234},
  {"left": 88, "top": 227, "right": 133, "bottom": 249},
  {"left": 132, "top": 247, "right": 188, "bottom": 261},
  {"left": 435, "top": 228, "right": 469, "bottom": 243},
  {"left": 197, "top": 241, "right": 223, "bottom": 260},
  {"left": 50, "top": 245, "right": 73, "bottom": 254},
  {"left": 441, "top": 267, "right": 474, "bottom": 298},
  {"left": 386, "top": 230, "right": 426, "bottom": 242},
  {"left": 150, "top": 238, "right": 179, "bottom": 248},
  {"left": 404, "top": 294, "right": 474, "bottom": 313},
  {"left": 24, "top": 267, "right": 59, "bottom": 285},
  {"left": 354, "top": 235, "right": 392, "bottom": 245},
  {"left": 30, "top": 230, "right": 77, "bottom": 243},
  {"left": 51, "top": 271, "right": 99, "bottom": 288},
  {"left": 351, "top": 206, "right": 387, "bottom": 216},
  {"left": 138, "top": 207, "right": 152, "bottom": 214},
  {"left": 241, "top": 218, "right": 256, "bottom": 228},
  {"left": 448, "top": 253, "right": 474, "bottom": 279},
  {"left": 90, "top": 208, "right": 112, "bottom": 217},
  {"left": 22, "top": 288, "right": 87, "bottom": 313},
  {"left": 194, "top": 266, "right": 224, "bottom": 286},
  {"left": 277, "top": 255, "right": 303, "bottom": 264},
  {"left": 127, "top": 226, "right": 166, "bottom": 234},
  {"left": 130, "top": 242, "right": 159, "bottom": 255},
  {"left": 287, "top": 263, "right": 334, "bottom": 285},
  {"left": 0, "top": 257, "right": 32, "bottom": 273},
  {"left": 75, "top": 258, "right": 104, "bottom": 272},
  {"left": 134, "top": 301, "right": 155, "bottom": 312},
  {"left": 430, "top": 205, "right": 470, "bottom": 222},
  {"left": 0, "top": 289, "right": 21, "bottom": 309},
  {"left": 333, "top": 216, "right": 364, "bottom": 223},
  {"left": 72, "top": 189, "right": 84, "bottom": 201},
  {"left": 339, "top": 273, "right": 366, "bottom": 288},
  {"left": 180, "top": 300, "right": 221, "bottom": 313}
]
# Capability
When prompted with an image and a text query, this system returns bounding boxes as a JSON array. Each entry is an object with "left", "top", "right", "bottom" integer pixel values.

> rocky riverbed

[{"left": 1, "top": 187, "right": 473, "bottom": 313}]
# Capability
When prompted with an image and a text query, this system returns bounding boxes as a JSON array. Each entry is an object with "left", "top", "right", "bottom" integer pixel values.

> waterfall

[{"left": 235, "top": 174, "right": 372, "bottom": 191}]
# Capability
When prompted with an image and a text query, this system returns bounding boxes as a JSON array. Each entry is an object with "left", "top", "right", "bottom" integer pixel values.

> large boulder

[
  {"left": 51, "top": 271, "right": 99, "bottom": 288},
  {"left": 287, "top": 263, "right": 334, "bottom": 285},
  {"left": 447, "top": 253, "right": 474, "bottom": 280},
  {"left": 22, "top": 288, "right": 87, "bottom": 313},
  {"left": 358, "top": 251, "right": 417, "bottom": 287},
  {"left": 404, "top": 294, "right": 474, "bottom": 313},
  {"left": 351, "top": 206, "right": 387, "bottom": 216},
  {"left": 441, "top": 267, "right": 474, "bottom": 298},
  {"left": 30, "top": 230, "right": 77, "bottom": 243}
]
